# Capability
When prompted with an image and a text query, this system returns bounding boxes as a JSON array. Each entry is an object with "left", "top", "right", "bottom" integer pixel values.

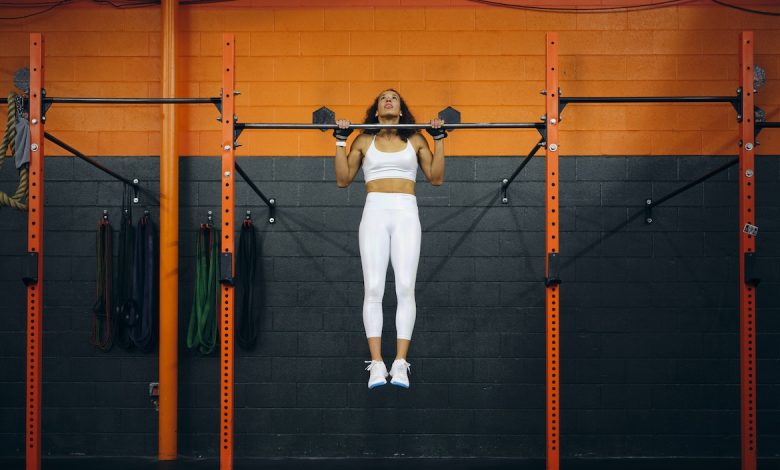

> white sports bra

[{"left": 362, "top": 136, "right": 418, "bottom": 183}]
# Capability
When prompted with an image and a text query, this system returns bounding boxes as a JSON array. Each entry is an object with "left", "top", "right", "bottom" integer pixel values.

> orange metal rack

[
  {"left": 26, "top": 33, "right": 44, "bottom": 470},
  {"left": 544, "top": 32, "right": 561, "bottom": 470},
  {"left": 738, "top": 31, "right": 757, "bottom": 470},
  {"left": 20, "top": 30, "right": 766, "bottom": 470},
  {"left": 220, "top": 34, "right": 237, "bottom": 470}
]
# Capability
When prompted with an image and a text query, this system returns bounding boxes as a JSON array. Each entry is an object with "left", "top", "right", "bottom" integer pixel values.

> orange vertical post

[
  {"left": 26, "top": 33, "right": 44, "bottom": 470},
  {"left": 159, "top": 0, "right": 179, "bottom": 460},
  {"left": 220, "top": 33, "right": 236, "bottom": 470},
  {"left": 544, "top": 32, "right": 560, "bottom": 470},
  {"left": 738, "top": 31, "right": 757, "bottom": 470}
]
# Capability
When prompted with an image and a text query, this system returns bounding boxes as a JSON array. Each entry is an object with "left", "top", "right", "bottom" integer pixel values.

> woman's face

[{"left": 376, "top": 90, "right": 401, "bottom": 118}]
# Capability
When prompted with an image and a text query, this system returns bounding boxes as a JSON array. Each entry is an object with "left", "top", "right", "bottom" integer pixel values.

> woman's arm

[
  {"left": 416, "top": 118, "right": 446, "bottom": 186},
  {"left": 334, "top": 121, "right": 367, "bottom": 187}
]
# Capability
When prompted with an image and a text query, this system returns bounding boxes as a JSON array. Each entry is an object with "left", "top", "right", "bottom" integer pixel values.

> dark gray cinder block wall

[{"left": 0, "top": 154, "right": 778, "bottom": 458}]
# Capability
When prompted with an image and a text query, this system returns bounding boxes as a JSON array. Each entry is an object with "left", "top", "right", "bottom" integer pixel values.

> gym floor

[{"left": 3, "top": 457, "right": 779, "bottom": 470}]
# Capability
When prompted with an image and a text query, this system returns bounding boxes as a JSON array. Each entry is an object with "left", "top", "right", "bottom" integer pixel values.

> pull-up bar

[
  {"left": 237, "top": 105, "right": 543, "bottom": 131},
  {"left": 43, "top": 97, "right": 220, "bottom": 105},
  {"left": 560, "top": 95, "right": 736, "bottom": 104},
  {"left": 500, "top": 92, "right": 745, "bottom": 202},
  {"left": 237, "top": 122, "right": 544, "bottom": 130}
]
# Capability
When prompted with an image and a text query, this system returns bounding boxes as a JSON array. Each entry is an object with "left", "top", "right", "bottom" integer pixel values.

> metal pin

[
  {"left": 224, "top": 171, "right": 231, "bottom": 177},
  {"left": 223, "top": 145, "right": 231, "bottom": 151},
  {"left": 31, "top": 144, "right": 38, "bottom": 152},
  {"left": 548, "top": 143, "right": 558, "bottom": 152},
  {"left": 745, "top": 169, "right": 754, "bottom": 178}
]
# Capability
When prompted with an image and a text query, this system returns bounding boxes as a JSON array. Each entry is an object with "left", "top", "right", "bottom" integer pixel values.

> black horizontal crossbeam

[
  {"left": 560, "top": 96, "right": 736, "bottom": 104},
  {"left": 237, "top": 122, "right": 544, "bottom": 130},
  {"left": 44, "top": 97, "right": 220, "bottom": 105}
]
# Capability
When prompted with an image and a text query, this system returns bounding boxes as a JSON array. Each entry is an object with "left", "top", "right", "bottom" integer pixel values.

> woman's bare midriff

[{"left": 366, "top": 178, "right": 415, "bottom": 195}]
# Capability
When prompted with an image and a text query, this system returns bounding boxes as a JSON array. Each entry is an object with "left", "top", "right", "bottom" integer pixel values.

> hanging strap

[
  {"left": 91, "top": 217, "right": 113, "bottom": 351},
  {"left": 236, "top": 216, "right": 258, "bottom": 350},
  {"left": 129, "top": 213, "right": 157, "bottom": 352},
  {"left": 187, "top": 224, "right": 219, "bottom": 355},
  {"left": 114, "top": 187, "right": 135, "bottom": 349}
]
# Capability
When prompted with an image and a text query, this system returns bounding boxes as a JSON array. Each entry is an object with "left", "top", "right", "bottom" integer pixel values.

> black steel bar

[
  {"left": 234, "top": 161, "right": 274, "bottom": 209},
  {"left": 238, "top": 122, "right": 544, "bottom": 130},
  {"left": 758, "top": 122, "right": 780, "bottom": 128},
  {"left": 646, "top": 158, "right": 737, "bottom": 219},
  {"left": 500, "top": 139, "right": 545, "bottom": 204},
  {"left": 44, "top": 97, "right": 220, "bottom": 105},
  {"left": 561, "top": 96, "right": 736, "bottom": 104},
  {"left": 44, "top": 132, "right": 138, "bottom": 188}
]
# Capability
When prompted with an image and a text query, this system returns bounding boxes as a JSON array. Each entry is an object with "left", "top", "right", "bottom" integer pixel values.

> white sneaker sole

[
  {"left": 368, "top": 380, "right": 387, "bottom": 389},
  {"left": 390, "top": 379, "right": 409, "bottom": 389}
]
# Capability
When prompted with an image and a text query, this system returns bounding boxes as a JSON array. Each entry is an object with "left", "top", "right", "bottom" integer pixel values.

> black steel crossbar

[
  {"left": 561, "top": 96, "right": 736, "bottom": 104},
  {"left": 758, "top": 122, "right": 780, "bottom": 128},
  {"left": 44, "top": 132, "right": 139, "bottom": 188},
  {"left": 44, "top": 97, "right": 220, "bottom": 105},
  {"left": 500, "top": 138, "right": 545, "bottom": 204},
  {"left": 644, "top": 158, "right": 737, "bottom": 224},
  {"left": 234, "top": 162, "right": 276, "bottom": 224},
  {"left": 237, "top": 122, "right": 544, "bottom": 130}
]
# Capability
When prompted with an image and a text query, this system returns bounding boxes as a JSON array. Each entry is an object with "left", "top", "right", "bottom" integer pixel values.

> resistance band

[
  {"left": 91, "top": 216, "right": 113, "bottom": 351},
  {"left": 114, "top": 187, "right": 134, "bottom": 349},
  {"left": 236, "top": 215, "right": 258, "bottom": 349},
  {"left": 187, "top": 223, "right": 220, "bottom": 355},
  {"left": 128, "top": 212, "right": 157, "bottom": 352}
]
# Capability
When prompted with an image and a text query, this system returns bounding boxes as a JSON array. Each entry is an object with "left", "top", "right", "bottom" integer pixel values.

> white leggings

[{"left": 359, "top": 192, "right": 421, "bottom": 340}]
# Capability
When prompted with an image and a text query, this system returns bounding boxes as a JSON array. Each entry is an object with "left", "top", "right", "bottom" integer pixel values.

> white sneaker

[
  {"left": 365, "top": 360, "right": 388, "bottom": 389},
  {"left": 389, "top": 359, "right": 411, "bottom": 389}
]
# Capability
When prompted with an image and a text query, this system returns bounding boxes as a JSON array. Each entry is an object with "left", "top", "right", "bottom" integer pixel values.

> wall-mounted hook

[
  {"left": 207, "top": 210, "right": 213, "bottom": 225},
  {"left": 102, "top": 210, "right": 109, "bottom": 220},
  {"left": 245, "top": 210, "right": 252, "bottom": 220}
]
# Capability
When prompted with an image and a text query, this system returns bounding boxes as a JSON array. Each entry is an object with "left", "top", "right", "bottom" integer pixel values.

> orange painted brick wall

[{"left": 0, "top": 2, "right": 778, "bottom": 156}]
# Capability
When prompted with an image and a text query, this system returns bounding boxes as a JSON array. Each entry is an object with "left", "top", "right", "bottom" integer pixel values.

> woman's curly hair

[{"left": 361, "top": 89, "right": 417, "bottom": 141}]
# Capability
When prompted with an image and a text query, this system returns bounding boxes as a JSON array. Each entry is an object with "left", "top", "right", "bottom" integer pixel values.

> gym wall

[
  {"left": 0, "top": 0, "right": 779, "bottom": 461},
  {"left": 0, "top": 1, "right": 778, "bottom": 156}
]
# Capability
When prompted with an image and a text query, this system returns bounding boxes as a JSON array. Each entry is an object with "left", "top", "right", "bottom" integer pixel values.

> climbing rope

[
  {"left": 1, "top": 92, "right": 28, "bottom": 211},
  {"left": 187, "top": 223, "right": 220, "bottom": 355},
  {"left": 237, "top": 214, "right": 258, "bottom": 350}
]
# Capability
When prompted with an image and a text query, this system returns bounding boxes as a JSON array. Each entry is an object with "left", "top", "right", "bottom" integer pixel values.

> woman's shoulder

[
  {"left": 408, "top": 132, "right": 428, "bottom": 148},
  {"left": 352, "top": 133, "right": 373, "bottom": 149}
]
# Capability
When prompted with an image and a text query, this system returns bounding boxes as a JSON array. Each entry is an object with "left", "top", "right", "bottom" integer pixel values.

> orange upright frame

[
  {"left": 159, "top": 0, "right": 179, "bottom": 460},
  {"left": 738, "top": 31, "right": 757, "bottom": 470},
  {"left": 544, "top": 33, "right": 560, "bottom": 470},
  {"left": 220, "top": 34, "right": 236, "bottom": 470},
  {"left": 26, "top": 33, "right": 44, "bottom": 470}
]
